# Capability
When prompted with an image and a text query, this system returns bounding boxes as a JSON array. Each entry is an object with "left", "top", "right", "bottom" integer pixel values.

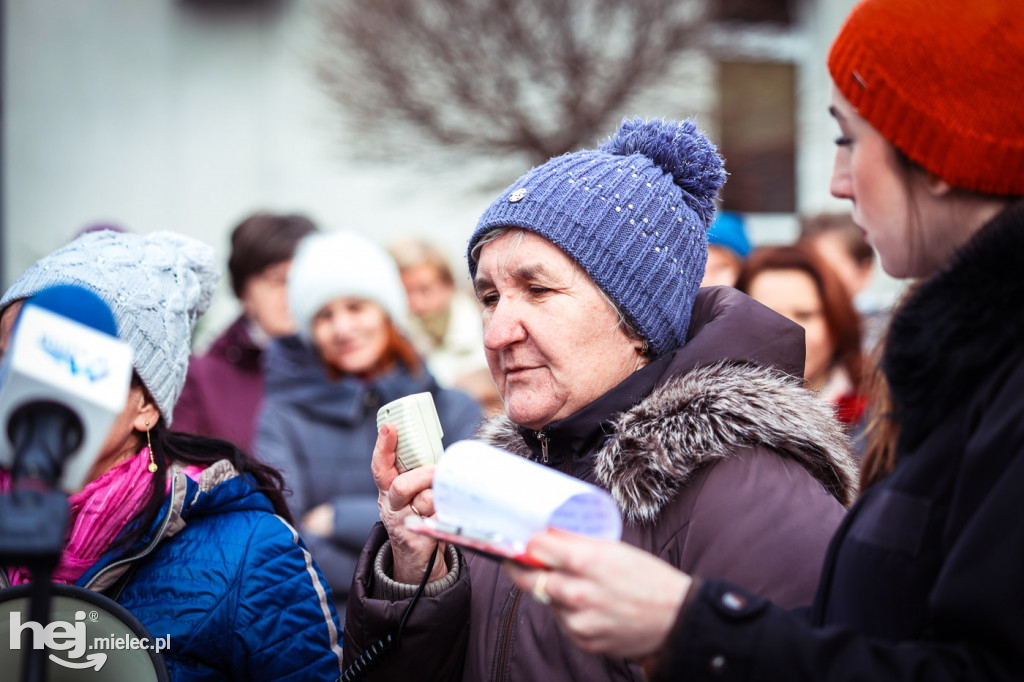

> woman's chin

[
  {"left": 504, "top": 397, "right": 555, "bottom": 431},
  {"left": 326, "top": 350, "right": 376, "bottom": 376}
]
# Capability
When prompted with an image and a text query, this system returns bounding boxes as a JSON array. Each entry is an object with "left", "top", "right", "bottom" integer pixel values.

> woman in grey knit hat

[
  {"left": 342, "top": 118, "right": 858, "bottom": 681},
  {"left": 0, "top": 229, "right": 343, "bottom": 681}
]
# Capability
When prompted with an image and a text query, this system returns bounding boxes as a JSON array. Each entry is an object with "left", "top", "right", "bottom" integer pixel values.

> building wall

[
  {"left": 2, "top": 0, "right": 893, "bottom": 346},
  {"left": 3, "top": 0, "right": 502, "bottom": 343}
]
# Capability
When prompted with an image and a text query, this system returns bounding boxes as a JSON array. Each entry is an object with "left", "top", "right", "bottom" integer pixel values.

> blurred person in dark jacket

[{"left": 174, "top": 212, "right": 317, "bottom": 453}]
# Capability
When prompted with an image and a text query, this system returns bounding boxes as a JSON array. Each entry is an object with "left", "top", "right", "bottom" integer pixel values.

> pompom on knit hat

[
  {"left": 468, "top": 118, "right": 726, "bottom": 358},
  {"left": 828, "top": 0, "right": 1024, "bottom": 197},
  {"left": 0, "top": 230, "right": 219, "bottom": 425},
  {"left": 287, "top": 230, "right": 408, "bottom": 344}
]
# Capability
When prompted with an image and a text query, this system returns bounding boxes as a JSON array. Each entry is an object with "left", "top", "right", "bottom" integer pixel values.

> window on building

[{"left": 717, "top": 60, "right": 796, "bottom": 213}]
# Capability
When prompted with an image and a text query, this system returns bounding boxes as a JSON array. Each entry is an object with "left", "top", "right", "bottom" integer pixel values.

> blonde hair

[{"left": 388, "top": 237, "right": 455, "bottom": 286}]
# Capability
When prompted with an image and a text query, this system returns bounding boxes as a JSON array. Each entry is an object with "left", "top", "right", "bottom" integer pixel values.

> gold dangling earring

[{"left": 146, "top": 420, "right": 157, "bottom": 473}]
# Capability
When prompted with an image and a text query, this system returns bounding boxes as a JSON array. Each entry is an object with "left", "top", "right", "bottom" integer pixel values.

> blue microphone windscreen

[{"left": 25, "top": 285, "right": 118, "bottom": 337}]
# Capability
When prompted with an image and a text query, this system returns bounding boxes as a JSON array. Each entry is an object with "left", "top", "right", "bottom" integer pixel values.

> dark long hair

[
  {"left": 113, "top": 418, "right": 293, "bottom": 553},
  {"left": 858, "top": 337, "right": 898, "bottom": 491}
]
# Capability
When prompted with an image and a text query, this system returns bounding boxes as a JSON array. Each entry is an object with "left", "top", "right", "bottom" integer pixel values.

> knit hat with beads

[
  {"left": 828, "top": 0, "right": 1024, "bottom": 197},
  {"left": 0, "top": 230, "right": 219, "bottom": 425},
  {"left": 468, "top": 118, "right": 726, "bottom": 358}
]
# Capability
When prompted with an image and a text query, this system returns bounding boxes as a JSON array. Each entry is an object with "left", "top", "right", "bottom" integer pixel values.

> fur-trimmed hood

[
  {"left": 884, "top": 200, "right": 1024, "bottom": 451},
  {"left": 477, "top": 361, "right": 857, "bottom": 525}
]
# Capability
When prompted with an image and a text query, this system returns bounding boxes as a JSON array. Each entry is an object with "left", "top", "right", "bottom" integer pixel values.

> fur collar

[
  {"left": 476, "top": 362, "right": 857, "bottom": 525},
  {"left": 884, "top": 200, "right": 1024, "bottom": 450}
]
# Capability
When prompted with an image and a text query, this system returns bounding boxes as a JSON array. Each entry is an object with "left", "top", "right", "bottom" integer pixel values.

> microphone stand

[{"left": 0, "top": 403, "right": 81, "bottom": 682}]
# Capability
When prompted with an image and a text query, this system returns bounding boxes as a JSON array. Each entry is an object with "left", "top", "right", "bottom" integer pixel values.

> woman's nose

[
  {"left": 830, "top": 153, "right": 852, "bottom": 200},
  {"left": 483, "top": 298, "right": 526, "bottom": 350},
  {"left": 329, "top": 311, "right": 354, "bottom": 337}
]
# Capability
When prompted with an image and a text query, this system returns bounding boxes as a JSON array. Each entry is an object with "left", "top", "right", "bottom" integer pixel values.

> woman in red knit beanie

[{"left": 502, "top": 1, "right": 1024, "bottom": 680}]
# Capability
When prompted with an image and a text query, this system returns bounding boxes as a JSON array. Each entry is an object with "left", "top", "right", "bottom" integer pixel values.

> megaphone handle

[{"left": 21, "top": 563, "right": 54, "bottom": 682}]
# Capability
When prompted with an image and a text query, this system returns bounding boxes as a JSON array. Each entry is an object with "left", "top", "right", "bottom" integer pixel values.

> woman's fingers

[
  {"left": 523, "top": 527, "right": 614, "bottom": 572},
  {"left": 406, "top": 489, "right": 436, "bottom": 518},
  {"left": 387, "top": 464, "right": 436, "bottom": 512},
  {"left": 371, "top": 444, "right": 445, "bottom": 584},
  {"left": 504, "top": 562, "right": 545, "bottom": 599},
  {"left": 370, "top": 424, "right": 400, "bottom": 492},
  {"left": 503, "top": 530, "right": 694, "bottom": 660}
]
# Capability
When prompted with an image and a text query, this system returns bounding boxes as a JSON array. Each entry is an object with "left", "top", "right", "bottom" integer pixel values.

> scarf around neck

[{"left": 2, "top": 447, "right": 155, "bottom": 586}]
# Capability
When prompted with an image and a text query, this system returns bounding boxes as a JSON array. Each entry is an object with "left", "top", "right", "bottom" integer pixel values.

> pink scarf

[{"left": 2, "top": 448, "right": 155, "bottom": 586}]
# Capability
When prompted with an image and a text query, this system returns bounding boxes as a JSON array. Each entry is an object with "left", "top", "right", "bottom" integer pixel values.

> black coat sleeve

[{"left": 652, "top": 363, "right": 1024, "bottom": 682}]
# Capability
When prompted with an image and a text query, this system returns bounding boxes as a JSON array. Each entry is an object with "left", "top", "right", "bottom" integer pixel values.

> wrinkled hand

[
  {"left": 372, "top": 423, "right": 447, "bottom": 584},
  {"left": 503, "top": 529, "right": 692, "bottom": 660}
]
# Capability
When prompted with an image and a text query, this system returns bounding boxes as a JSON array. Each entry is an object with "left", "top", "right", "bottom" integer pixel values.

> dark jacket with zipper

[
  {"left": 175, "top": 316, "right": 265, "bottom": 454},
  {"left": 343, "top": 287, "right": 858, "bottom": 681},
  {"left": 655, "top": 201, "right": 1024, "bottom": 681}
]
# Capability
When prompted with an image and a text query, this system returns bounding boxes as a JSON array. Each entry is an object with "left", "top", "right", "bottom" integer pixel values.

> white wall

[{"left": 3, "top": 0, "right": 501, "bottom": 345}]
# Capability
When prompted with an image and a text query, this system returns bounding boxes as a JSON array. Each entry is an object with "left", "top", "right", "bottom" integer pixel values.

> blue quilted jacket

[{"left": 77, "top": 460, "right": 344, "bottom": 681}]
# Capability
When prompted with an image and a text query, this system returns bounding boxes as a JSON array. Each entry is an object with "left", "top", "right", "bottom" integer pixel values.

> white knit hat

[
  {"left": 0, "top": 230, "right": 219, "bottom": 425},
  {"left": 287, "top": 230, "right": 408, "bottom": 343}
]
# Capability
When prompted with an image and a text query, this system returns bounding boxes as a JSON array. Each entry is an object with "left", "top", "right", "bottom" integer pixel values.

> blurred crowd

[{"left": 2, "top": 1, "right": 1022, "bottom": 680}]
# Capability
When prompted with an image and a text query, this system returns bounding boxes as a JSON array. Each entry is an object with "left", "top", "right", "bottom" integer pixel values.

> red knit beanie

[{"left": 828, "top": 0, "right": 1024, "bottom": 197}]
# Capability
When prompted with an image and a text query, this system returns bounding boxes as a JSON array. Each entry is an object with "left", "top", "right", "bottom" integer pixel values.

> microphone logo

[{"left": 39, "top": 335, "right": 110, "bottom": 383}]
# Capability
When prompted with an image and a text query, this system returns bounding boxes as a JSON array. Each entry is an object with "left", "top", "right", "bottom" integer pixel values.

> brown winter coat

[{"left": 343, "top": 287, "right": 857, "bottom": 681}]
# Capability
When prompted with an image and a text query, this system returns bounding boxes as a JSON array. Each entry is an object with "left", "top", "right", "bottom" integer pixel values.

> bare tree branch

[{"left": 315, "top": 0, "right": 711, "bottom": 165}]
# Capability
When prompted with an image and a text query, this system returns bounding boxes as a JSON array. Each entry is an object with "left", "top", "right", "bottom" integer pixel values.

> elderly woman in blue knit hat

[
  {"left": 0, "top": 230, "right": 344, "bottom": 680},
  {"left": 342, "top": 119, "right": 858, "bottom": 681}
]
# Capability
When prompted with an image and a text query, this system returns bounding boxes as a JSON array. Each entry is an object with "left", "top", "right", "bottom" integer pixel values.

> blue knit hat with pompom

[{"left": 468, "top": 118, "right": 725, "bottom": 357}]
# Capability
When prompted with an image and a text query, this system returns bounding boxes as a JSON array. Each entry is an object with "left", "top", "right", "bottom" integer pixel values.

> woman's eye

[
  {"left": 479, "top": 293, "right": 499, "bottom": 307},
  {"left": 834, "top": 135, "right": 852, "bottom": 146}
]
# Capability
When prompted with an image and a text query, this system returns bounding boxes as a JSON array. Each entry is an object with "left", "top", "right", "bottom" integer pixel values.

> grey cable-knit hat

[{"left": 0, "top": 230, "right": 219, "bottom": 425}]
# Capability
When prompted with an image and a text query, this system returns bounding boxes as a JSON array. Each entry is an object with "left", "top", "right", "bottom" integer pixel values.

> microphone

[
  {"left": 0, "top": 286, "right": 138, "bottom": 682},
  {"left": 0, "top": 284, "right": 133, "bottom": 493}
]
